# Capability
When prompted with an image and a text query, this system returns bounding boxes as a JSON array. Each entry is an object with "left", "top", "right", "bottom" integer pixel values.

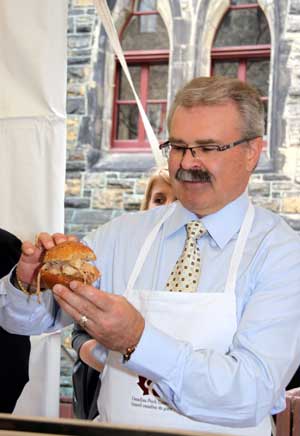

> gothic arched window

[
  {"left": 112, "top": 0, "right": 169, "bottom": 150},
  {"left": 211, "top": 1, "right": 271, "bottom": 138}
]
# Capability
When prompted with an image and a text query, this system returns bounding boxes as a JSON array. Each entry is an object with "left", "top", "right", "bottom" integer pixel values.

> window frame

[
  {"left": 111, "top": 1, "right": 169, "bottom": 152},
  {"left": 210, "top": 2, "right": 271, "bottom": 151}
]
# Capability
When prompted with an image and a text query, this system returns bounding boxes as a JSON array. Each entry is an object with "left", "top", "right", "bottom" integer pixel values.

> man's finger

[
  {"left": 69, "top": 281, "right": 113, "bottom": 312},
  {"left": 20, "top": 241, "right": 43, "bottom": 264},
  {"left": 53, "top": 284, "right": 102, "bottom": 325}
]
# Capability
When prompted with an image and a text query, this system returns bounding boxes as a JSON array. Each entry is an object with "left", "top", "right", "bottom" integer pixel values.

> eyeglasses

[{"left": 159, "top": 137, "right": 259, "bottom": 159}]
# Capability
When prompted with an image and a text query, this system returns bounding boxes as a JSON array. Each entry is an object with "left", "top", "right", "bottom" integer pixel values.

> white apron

[{"left": 97, "top": 203, "right": 271, "bottom": 436}]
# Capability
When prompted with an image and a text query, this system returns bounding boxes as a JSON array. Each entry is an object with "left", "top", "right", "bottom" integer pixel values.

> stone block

[
  {"left": 76, "top": 16, "right": 93, "bottom": 32},
  {"left": 282, "top": 197, "right": 300, "bottom": 213},
  {"left": 123, "top": 194, "right": 143, "bottom": 211},
  {"left": 67, "top": 66, "right": 90, "bottom": 81},
  {"left": 67, "top": 83, "right": 85, "bottom": 97},
  {"left": 107, "top": 179, "right": 134, "bottom": 190},
  {"left": 286, "top": 16, "right": 300, "bottom": 33},
  {"left": 65, "top": 197, "right": 90, "bottom": 208},
  {"left": 68, "top": 35, "right": 91, "bottom": 49},
  {"left": 68, "top": 17, "right": 74, "bottom": 33},
  {"left": 84, "top": 172, "right": 106, "bottom": 189},
  {"left": 68, "top": 56, "right": 91, "bottom": 65},
  {"left": 65, "top": 178, "right": 81, "bottom": 196},
  {"left": 248, "top": 182, "right": 270, "bottom": 197},
  {"left": 67, "top": 97, "right": 85, "bottom": 114},
  {"left": 67, "top": 118, "right": 80, "bottom": 143},
  {"left": 73, "top": 0, "right": 94, "bottom": 6},
  {"left": 290, "top": 1, "right": 300, "bottom": 14},
  {"left": 92, "top": 189, "right": 124, "bottom": 209},
  {"left": 251, "top": 198, "right": 280, "bottom": 213},
  {"left": 67, "top": 160, "right": 86, "bottom": 171},
  {"left": 65, "top": 208, "right": 75, "bottom": 223},
  {"left": 263, "top": 174, "right": 290, "bottom": 181},
  {"left": 73, "top": 209, "right": 113, "bottom": 225},
  {"left": 272, "top": 182, "right": 293, "bottom": 191}
]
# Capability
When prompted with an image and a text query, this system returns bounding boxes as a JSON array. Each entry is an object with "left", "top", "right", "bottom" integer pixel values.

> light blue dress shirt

[{"left": 1, "top": 192, "right": 300, "bottom": 427}]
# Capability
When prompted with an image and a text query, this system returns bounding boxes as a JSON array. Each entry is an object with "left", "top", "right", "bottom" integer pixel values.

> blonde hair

[
  {"left": 167, "top": 76, "right": 265, "bottom": 138},
  {"left": 140, "top": 167, "right": 171, "bottom": 211}
]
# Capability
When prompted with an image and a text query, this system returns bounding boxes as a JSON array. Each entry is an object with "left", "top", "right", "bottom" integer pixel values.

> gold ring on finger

[{"left": 79, "top": 314, "right": 88, "bottom": 329}]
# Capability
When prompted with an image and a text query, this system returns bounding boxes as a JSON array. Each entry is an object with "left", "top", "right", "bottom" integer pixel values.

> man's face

[{"left": 168, "top": 102, "right": 263, "bottom": 217}]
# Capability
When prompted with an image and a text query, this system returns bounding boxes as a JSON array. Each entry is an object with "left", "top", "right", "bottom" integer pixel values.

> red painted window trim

[
  {"left": 112, "top": 55, "right": 169, "bottom": 151},
  {"left": 211, "top": 45, "right": 271, "bottom": 60},
  {"left": 111, "top": 1, "right": 169, "bottom": 151},
  {"left": 211, "top": 3, "right": 270, "bottom": 151}
]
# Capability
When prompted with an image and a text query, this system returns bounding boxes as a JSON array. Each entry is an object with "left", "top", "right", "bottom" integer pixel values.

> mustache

[{"left": 175, "top": 168, "right": 211, "bottom": 183}]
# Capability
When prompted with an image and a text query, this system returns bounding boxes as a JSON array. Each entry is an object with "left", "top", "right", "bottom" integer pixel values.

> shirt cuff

[
  {"left": 124, "top": 321, "right": 188, "bottom": 383},
  {"left": 0, "top": 269, "right": 41, "bottom": 313}
]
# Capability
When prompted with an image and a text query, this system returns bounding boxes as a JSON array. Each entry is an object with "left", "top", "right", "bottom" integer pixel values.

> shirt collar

[{"left": 164, "top": 192, "right": 250, "bottom": 249}]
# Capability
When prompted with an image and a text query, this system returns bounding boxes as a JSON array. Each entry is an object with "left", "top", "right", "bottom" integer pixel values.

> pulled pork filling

[{"left": 36, "top": 259, "right": 97, "bottom": 296}]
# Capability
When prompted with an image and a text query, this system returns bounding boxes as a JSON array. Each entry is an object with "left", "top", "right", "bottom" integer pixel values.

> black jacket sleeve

[{"left": 0, "top": 228, "right": 31, "bottom": 413}]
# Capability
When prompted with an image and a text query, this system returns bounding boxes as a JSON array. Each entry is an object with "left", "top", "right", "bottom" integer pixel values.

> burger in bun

[{"left": 37, "top": 241, "right": 100, "bottom": 290}]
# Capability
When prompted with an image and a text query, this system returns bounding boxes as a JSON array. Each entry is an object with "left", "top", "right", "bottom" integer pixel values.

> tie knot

[{"left": 186, "top": 221, "right": 206, "bottom": 239}]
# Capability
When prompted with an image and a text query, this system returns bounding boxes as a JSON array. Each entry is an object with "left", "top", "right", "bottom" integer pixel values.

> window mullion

[{"left": 138, "top": 64, "right": 149, "bottom": 144}]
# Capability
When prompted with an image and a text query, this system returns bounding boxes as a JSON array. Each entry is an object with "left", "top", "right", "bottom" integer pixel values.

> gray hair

[{"left": 167, "top": 76, "right": 265, "bottom": 138}]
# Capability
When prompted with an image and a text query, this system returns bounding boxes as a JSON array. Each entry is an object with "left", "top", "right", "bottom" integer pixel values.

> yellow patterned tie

[{"left": 166, "top": 221, "right": 206, "bottom": 292}]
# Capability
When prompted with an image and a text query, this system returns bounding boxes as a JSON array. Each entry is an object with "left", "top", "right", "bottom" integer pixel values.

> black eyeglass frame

[{"left": 159, "top": 136, "right": 260, "bottom": 158}]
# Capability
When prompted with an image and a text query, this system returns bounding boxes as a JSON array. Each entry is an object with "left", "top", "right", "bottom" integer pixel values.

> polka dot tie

[{"left": 166, "top": 221, "right": 206, "bottom": 292}]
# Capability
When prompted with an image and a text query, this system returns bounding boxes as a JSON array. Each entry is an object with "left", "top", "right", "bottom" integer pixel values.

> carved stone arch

[
  {"left": 194, "top": 0, "right": 230, "bottom": 77},
  {"left": 88, "top": 0, "right": 173, "bottom": 167},
  {"left": 193, "top": 0, "right": 279, "bottom": 171},
  {"left": 84, "top": 0, "right": 120, "bottom": 169}
]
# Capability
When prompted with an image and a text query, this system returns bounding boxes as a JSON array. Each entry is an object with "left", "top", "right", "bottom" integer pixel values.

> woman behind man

[{"left": 71, "top": 167, "right": 176, "bottom": 419}]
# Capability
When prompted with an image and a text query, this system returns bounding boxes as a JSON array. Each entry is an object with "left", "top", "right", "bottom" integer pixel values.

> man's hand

[
  {"left": 53, "top": 282, "right": 145, "bottom": 355},
  {"left": 17, "top": 232, "right": 77, "bottom": 285}
]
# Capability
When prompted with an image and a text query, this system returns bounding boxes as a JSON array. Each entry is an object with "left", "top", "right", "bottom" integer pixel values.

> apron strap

[
  {"left": 126, "top": 204, "right": 176, "bottom": 291},
  {"left": 224, "top": 203, "right": 255, "bottom": 295},
  {"left": 127, "top": 201, "right": 255, "bottom": 296}
]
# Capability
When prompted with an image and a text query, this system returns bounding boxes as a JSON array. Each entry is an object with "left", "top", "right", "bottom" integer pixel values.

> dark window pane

[
  {"left": 137, "top": 0, "right": 157, "bottom": 32},
  {"left": 148, "top": 64, "right": 168, "bottom": 99},
  {"left": 119, "top": 66, "right": 140, "bottom": 100},
  {"left": 122, "top": 15, "right": 169, "bottom": 50},
  {"left": 213, "top": 61, "right": 239, "bottom": 78},
  {"left": 263, "top": 99, "right": 268, "bottom": 135},
  {"left": 137, "top": 0, "right": 156, "bottom": 11},
  {"left": 214, "top": 8, "right": 271, "bottom": 47},
  {"left": 231, "top": 0, "right": 257, "bottom": 4},
  {"left": 116, "top": 104, "right": 139, "bottom": 139},
  {"left": 246, "top": 59, "right": 270, "bottom": 96},
  {"left": 147, "top": 103, "right": 167, "bottom": 139}
]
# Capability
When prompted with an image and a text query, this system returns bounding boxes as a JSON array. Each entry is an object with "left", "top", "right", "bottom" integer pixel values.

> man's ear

[{"left": 246, "top": 137, "right": 263, "bottom": 172}]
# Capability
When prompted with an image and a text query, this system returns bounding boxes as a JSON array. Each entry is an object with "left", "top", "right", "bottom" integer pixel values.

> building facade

[{"left": 65, "top": 0, "right": 300, "bottom": 238}]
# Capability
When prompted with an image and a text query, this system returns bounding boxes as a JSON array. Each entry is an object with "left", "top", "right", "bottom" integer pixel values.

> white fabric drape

[
  {"left": 0, "top": 0, "right": 68, "bottom": 417},
  {"left": 0, "top": 0, "right": 67, "bottom": 242}
]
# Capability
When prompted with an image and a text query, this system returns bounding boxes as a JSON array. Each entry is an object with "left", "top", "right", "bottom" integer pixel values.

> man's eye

[
  {"left": 171, "top": 145, "right": 184, "bottom": 152},
  {"left": 201, "top": 146, "right": 217, "bottom": 152}
]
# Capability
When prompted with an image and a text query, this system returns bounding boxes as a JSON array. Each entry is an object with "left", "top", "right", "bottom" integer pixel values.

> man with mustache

[{"left": 1, "top": 76, "right": 300, "bottom": 436}]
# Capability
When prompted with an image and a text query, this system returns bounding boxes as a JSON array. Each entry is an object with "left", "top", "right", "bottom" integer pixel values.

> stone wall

[{"left": 65, "top": 0, "right": 300, "bottom": 239}]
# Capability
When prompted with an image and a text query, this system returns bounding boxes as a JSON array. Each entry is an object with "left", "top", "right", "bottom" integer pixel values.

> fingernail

[
  {"left": 53, "top": 285, "right": 63, "bottom": 295},
  {"left": 70, "top": 281, "right": 78, "bottom": 290},
  {"left": 26, "top": 248, "right": 34, "bottom": 255}
]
